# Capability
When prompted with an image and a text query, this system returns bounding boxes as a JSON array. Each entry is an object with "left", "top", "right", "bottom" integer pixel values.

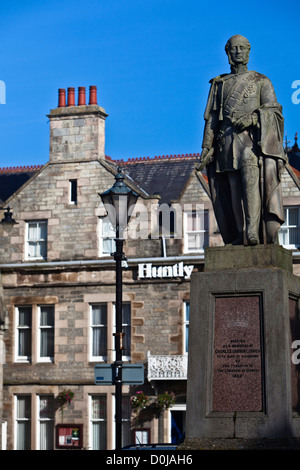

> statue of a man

[{"left": 197, "top": 35, "right": 286, "bottom": 245}]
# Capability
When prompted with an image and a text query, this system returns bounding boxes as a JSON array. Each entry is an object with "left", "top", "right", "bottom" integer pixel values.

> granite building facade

[{"left": 0, "top": 86, "right": 299, "bottom": 449}]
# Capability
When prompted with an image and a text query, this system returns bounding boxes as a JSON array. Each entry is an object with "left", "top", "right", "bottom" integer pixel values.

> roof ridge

[
  {"left": 113, "top": 153, "right": 201, "bottom": 164},
  {"left": 0, "top": 164, "right": 44, "bottom": 174}
]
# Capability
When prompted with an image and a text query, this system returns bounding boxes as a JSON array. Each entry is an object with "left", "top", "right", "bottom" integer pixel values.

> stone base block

[
  {"left": 185, "top": 245, "right": 300, "bottom": 441},
  {"left": 178, "top": 437, "right": 300, "bottom": 450}
]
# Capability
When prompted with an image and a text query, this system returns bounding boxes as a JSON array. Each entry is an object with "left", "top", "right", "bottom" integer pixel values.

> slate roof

[
  {"left": 115, "top": 154, "right": 201, "bottom": 204},
  {"left": 1, "top": 152, "right": 299, "bottom": 207},
  {"left": 0, "top": 155, "right": 202, "bottom": 207},
  {"left": 0, "top": 166, "right": 43, "bottom": 205}
]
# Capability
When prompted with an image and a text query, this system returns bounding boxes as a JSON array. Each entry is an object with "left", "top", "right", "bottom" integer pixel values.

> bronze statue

[{"left": 197, "top": 35, "right": 286, "bottom": 245}]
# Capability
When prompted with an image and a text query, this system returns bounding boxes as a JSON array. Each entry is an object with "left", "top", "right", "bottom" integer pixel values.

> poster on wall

[{"left": 56, "top": 424, "right": 83, "bottom": 449}]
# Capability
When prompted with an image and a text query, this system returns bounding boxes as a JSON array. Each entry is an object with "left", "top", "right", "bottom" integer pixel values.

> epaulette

[{"left": 209, "top": 73, "right": 229, "bottom": 84}]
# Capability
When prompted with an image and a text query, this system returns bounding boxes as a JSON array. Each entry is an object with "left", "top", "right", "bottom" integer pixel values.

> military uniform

[{"left": 202, "top": 70, "right": 285, "bottom": 245}]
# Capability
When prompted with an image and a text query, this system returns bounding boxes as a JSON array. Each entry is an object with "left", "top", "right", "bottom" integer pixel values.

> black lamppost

[{"left": 99, "top": 168, "right": 138, "bottom": 450}]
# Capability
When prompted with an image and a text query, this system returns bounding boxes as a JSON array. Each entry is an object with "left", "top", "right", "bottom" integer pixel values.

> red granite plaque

[{"left": 212, "top": 296, "right": 263, "bottom": 412}]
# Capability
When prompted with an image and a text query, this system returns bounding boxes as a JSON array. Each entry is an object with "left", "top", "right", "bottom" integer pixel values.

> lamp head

[{"left": 99, "top": 168, "right": 138, "bottom": 237}]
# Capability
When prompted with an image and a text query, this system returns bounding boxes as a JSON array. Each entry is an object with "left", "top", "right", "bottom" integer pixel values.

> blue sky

[{"left": 0, "top": 0, "right": 299, "bottom": 168}]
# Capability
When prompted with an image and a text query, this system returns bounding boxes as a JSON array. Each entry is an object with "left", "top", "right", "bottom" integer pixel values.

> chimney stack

[
  {"left": 78, "top": 86, "right": 86, "bottom": 106},
  {"left": 89, "top": 85, "right": 98, "bottom": 105},
  {"left": 48, "top": 84, "right": 108, "bottom": 163},
  {"left": 67, "top": 87, "right": 75, "bottom": 107},
  {"left": 58, "top": 88, "right": 66, "bottom": 107}
]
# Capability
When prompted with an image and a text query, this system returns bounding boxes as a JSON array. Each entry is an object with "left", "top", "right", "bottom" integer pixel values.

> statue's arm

[
  {"left": 259, "top": 77, "right": 278, "bottom": 106},
  {"left": 202, "top": 111, "right": 219, "bottom": 151}
]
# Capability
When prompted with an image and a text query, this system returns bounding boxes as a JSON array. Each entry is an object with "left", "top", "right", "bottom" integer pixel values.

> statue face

[{"left": 227, "top": 37, "right": 250, "bottom": 66}]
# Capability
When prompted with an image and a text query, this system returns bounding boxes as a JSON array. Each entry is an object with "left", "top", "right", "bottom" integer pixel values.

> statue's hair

[{"left": 225, "top": 35, "right": 251, "bottom": 54}]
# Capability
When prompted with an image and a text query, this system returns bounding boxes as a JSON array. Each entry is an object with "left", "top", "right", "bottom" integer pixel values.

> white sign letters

[{"left": 138, "top": 262, "right": 194, "bottom": 280}]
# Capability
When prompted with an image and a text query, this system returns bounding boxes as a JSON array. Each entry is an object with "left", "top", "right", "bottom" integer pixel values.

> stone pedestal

[{"left": 183, "top": 245, "right": 300, "bottom": 449}]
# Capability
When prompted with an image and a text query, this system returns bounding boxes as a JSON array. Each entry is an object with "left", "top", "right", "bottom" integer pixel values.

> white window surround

[
  {"left": 69, "top": 179, "right": 77, "bottom": 205},
  {"left": 15, "top": 304, "right": 55, "bottom": 364},
  {"left": 15, "top": 306, "right": 32, "bottom": 363},
  {"left": 90, "top": 304, "right": 108, "bottom": 362},
  {"left": 111, "top": 395, "right": 131, "bottom": 449},
  {"left": 25, "top": 220, "right": 47, "bottom": 260},
  {"left": 98, "top": 217, "right": 116, "bottom": 257},
  {"left": 89, "top": 395, "right": 107, "bottom": 450},
  {"left": 89, "top": 302, "right": 131, "bottom": 363},
  {"left": 278, "top": 206, "right": 300, "bottom": 249},
  {"left": 14, "top": 395, "right": 31, "bottom": 450},
  {"left": 167, "top": 404, "right": 186, "bottom": 444},
  {"left": 37, "top": 305, "right": 54, "bottom": 363},
  {"left": 183, "top": 210, "right": 209, "bottom": 253},
  {"left": 112, "top": 303, "right": 131, "bottom": 362},
  {"left": 36, "top": 394, "right": 55, "bottom": 450}
]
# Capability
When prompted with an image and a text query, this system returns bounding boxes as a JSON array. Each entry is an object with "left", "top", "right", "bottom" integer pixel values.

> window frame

[
  {"left": 90, "top": 304, "right": 108, "bottom": 362},
  {"left": 183, "top": 210, "right": 209, "bottom": 253},
  {"left": 89, "top": 394, "right": 107, "bottom": 450},
  {"left": 37, "top": 305, "right": 55, "bottom": 363},
  {"left": 25, "top": 220, "right": 48, "bottom": 260},
  {"left": 14, "top": 395, "right": 32, "bottom": 450},
  {"left": 37, "top": 394, "right": 55, "bottom": 450},
  {"left": 98, "top": 216, "right": 116, "bottom": 257},
  {"left": 112, "top": 395, "right": 131, "bottom": 449},
  {"left": 112, "top": 303, "right": 131, "bottom": 362},
  {"left": 278, "top": 206, "right": 300, "bottom": 249},
  {"left": 15, "top": 306, "right": 32, "bottom": 363},
  {"left": 69, "top": 179, "right": 77, "bottom": 205}
]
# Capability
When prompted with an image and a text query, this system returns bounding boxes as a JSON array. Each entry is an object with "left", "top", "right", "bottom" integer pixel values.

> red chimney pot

[
  {"left": 78, "top": 86, "right": 86, "bottom": 106},
  {"left": 58, "top": 88, "right": 66, "bottom": 107},
  {"left": 89, "top": 85, "right": 97, "bottom": 105},
  {"left": 67, "top": 87, "right": 76, "bottom": 107}
]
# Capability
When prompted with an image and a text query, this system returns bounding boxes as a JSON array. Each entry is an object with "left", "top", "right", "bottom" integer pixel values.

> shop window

[
  {"left": 90, "top": 395, "right": 107, "bottom": 450},
  {"left": 25, "top": 220, "right": 47, "bottom": 260},
  {"left": 278, "top": 206, "right": 300, "bottom": 248},
  {"left": 99, "top": 217, "right": 116, "bottom": 256},
  {"left": 15, "top": 395, "right": 31, "bottom": 450},
  {"left": 184, "top": 210, "right": 209, "bottom": 253},
  {"left": 38, "top": 395, "right": 55, "bottom": 450}
]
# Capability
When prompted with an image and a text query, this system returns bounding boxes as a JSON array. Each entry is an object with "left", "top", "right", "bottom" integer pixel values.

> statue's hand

[
  {"left": 196, "top": 148, "right": 213, "bottom": 170},
  {"left": 233, "top": 112, "right": 258, "bottom": 131}
]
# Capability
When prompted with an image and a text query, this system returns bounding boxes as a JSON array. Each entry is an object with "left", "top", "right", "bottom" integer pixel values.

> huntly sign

[{"left": 137, "top": 262, "right": 194, "bottom": 280}]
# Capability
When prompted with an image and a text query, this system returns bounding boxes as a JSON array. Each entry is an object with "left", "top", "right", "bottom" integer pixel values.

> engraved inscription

[
  {"left": 215, "top": 339, "right": 261, "bottom": 378},
  {"left": 212, "top": 296, "right": 263, "bottom": 412}
]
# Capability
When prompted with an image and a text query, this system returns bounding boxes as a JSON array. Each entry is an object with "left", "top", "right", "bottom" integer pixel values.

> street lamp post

[{"left": 99, "top": 169, "right": 138, "bottom": 450}]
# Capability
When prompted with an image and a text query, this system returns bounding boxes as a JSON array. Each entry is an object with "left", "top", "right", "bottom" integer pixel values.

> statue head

[{"left": 225, "top": 35, "right": 251, "bottom": 66}]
